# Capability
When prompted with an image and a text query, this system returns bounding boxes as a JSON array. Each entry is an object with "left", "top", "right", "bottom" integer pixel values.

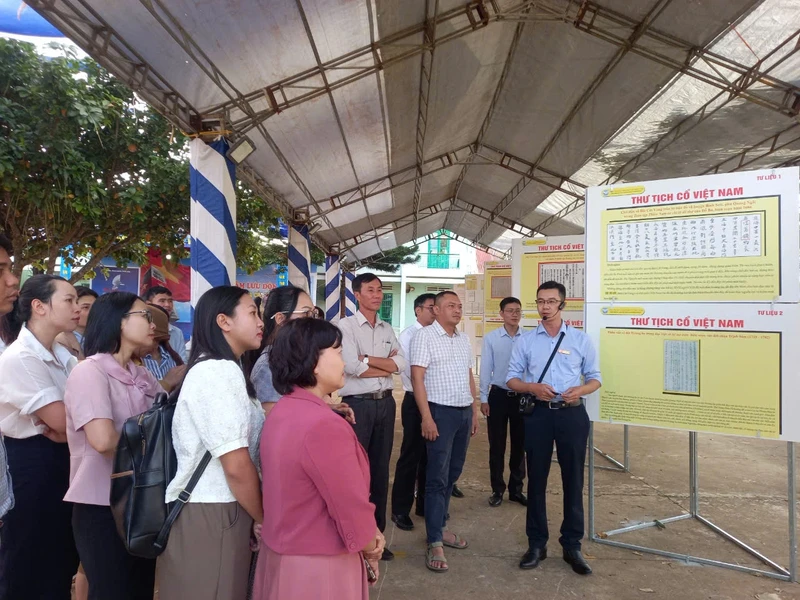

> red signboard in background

[{"left": 139, "top": 248, "right": 191, "bottom": 301}]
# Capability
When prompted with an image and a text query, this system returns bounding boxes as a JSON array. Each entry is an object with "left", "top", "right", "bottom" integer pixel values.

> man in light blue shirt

[
  {"left": 480, "top": 296, "right": 526, "bottom": 508},
  {"left": 507, "top": 281, "right": 601, "bottom": 576}
]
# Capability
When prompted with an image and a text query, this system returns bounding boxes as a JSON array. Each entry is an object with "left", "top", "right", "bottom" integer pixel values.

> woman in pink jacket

[{"left": 253, "top": 318, "right": 385, "bottom": 599}]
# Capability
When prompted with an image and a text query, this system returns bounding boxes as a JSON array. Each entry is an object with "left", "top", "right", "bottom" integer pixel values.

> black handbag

[
  {"left": 519, "top": 331, "right": 566, "bottom": 415},
  {"left": 110, "top": 387, "right": 212, "bottom": 558}
]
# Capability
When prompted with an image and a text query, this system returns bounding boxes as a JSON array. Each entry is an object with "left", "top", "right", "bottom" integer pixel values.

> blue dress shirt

[
  {"left": 506, "top": 321, "right": 601, "bottom": 393},
  {"left": 479, "top": 325, "right": 523, "bottom": 402}
]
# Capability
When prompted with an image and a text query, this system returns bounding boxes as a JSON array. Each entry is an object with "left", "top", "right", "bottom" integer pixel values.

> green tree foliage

[
  {"left": 355, "top": 244, "right": 420, "bottom": 273},
  {"left": 0, "top": 39, "right": 416, "bottom": 279}
]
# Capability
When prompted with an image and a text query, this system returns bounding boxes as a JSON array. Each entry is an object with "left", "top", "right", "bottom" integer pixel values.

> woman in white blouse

[
  {"left": 157, "top": 286, "right": 265, "bottom": 600},
  {"left": 0, "top": 274, "right": 81, "bottom": 599}
]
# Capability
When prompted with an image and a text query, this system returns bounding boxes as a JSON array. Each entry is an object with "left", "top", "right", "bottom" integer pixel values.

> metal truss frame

[
  {"left": 210, "top": 1, "right": 537, "bottom": 134},
  {"left": 411, "top": 0, "right": 439, "bottom": 240},
  {"left": 342, "top": 201, "right": 452, "bottom": 257},
  {"left": 292, "top": 0, "right": 384, "bottom": 254},
  {"left": 474, "top": 0, "right": 678, "bottom": 243},
  {"left": 589, "top": 428, "right": 798, "bottom": 582},
  {"left": 133, "top": 0, "right": 354, "bottom": 250},
  {"left": 303, "top": 144, "right": 475, "bottom": 215},
  {"left": 604, "top": 27, "right": 800, "bottom": 185},
  {"left": 29, "top": 0, "right": 800, "bottom": 251},
  {"left": 507, "top": 0, "right": 800, "bottom": 119},
  {"left": 531, "top": 120, "right": 800, "bottom": 234},
  {"left": 701, "top": 123, "right": 800, "bottom": 175},
  {"left": 443, "top": 3, "right": 531, "bottom": 235},
  {"left": 338, "top": 197, "right": 524, "bottom": 255},
  {"left": 25, "top": 0, "right": 197, "bottom": 130}
]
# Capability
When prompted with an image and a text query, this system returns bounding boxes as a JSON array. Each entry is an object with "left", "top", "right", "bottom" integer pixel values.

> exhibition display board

[
  {"left": 463, "top": 274, "right": 484, "bottom": 370},
  {"left": 483, "top": 260, "right": 512, "bottom": 343},
  {"left": 585, "top": 167, "right": 800, "bottom": 442},
  {"left": 483, "top": 260, "right": 512, "bottom": 315},
  {"left": 511, "top": 236, "right": 585, "bottom": 329},
  {"left": 586, "top": 168, "right": 800, "bottom": 582}
]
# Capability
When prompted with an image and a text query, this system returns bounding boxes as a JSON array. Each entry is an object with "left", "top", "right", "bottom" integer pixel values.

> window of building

[
  {"left": 379, "top": 293, "right": 393, "bottom": 324},
  {"left": 427, "top": 237, "right": 457, "bottom": 269}
]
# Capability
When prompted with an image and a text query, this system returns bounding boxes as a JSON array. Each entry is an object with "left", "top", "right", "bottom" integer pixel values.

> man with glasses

[
  {"left": 390, "top": 293, "right": 436, "bottom": 531},
  {"left": 338, "top": 273, "right": 405, "bottom": 561},
  {"left": 507, "top": 281, "right": 601, "bottom": 576},
  {"left": 480, "top": 296, "right": 526, "bottom": 508}
]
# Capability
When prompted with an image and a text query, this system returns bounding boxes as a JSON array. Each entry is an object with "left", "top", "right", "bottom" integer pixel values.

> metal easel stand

[
  {"left": 556, "top": 423, "right": 630, "bottom": 472},
  {"left": 593, "top": 424, "right": 630, "bottom": 472},
  {"left": 588, "top": 427, "right": 797, "bottom": 582}
]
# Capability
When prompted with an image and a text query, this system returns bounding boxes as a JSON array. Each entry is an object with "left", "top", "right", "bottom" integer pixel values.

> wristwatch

[{"left": 362, "top": 355, "right": 370, "bottom": 365}]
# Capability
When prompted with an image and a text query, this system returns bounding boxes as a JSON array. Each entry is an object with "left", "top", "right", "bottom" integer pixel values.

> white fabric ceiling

[{"left": 28, "top": 0, "right": 800, "bottom": 262}]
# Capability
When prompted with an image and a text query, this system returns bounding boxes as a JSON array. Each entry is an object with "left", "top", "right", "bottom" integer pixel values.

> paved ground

[{"left": 372, "top": 391, "right": 800, "bottom": 600}]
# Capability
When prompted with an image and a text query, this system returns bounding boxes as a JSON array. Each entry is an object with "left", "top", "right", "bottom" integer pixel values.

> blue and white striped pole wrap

[
  {"left": 344, "top": 271, "right": 356, "bottom": 317},
  {"left": 288, "top": 224, "right": 311, "bottom": 294},
  {"left": 189, "top": 138, "right": 237, "bottom": 310},
  {"left": 325, "top": 255, "right": 341, "bottom": 322}
]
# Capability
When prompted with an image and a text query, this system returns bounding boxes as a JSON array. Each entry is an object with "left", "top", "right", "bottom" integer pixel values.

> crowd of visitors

[{"left": 0, "top": 231, "right": 601, "bottom": 598}]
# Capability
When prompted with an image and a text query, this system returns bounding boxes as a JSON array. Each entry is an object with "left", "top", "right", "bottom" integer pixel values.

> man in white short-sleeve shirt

[{"left": 338, "top": 273, "right": 405, "bottom": 561}]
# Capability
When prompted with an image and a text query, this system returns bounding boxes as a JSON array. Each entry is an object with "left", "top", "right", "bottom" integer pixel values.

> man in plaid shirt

[{"left": 410, "top": 291, "right": 479, "bottom": 573}]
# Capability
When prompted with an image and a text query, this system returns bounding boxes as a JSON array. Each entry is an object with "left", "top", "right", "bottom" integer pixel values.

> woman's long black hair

[
  {"left": 181, "top": 285, "right": 255, "bottom": 396},
  {"left": 242, "top": 285, "right": 304, "bottom": 381}
]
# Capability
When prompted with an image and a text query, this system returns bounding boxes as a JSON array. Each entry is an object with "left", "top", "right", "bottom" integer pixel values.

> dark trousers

[
  {"left": 391, "top": 392, "right": 427, "bottom": 517},
  {"left": 0, "top": 435, "right": 79, "bottom": 600},
  {"left": 347, "top": 394, "right": 396, "bottom": 532},
  {"left": 72, "top": 503, "right": 155, "bottom": 600},
  {"left": 487, "top": 386, "right": 526, "bottom": 496},
  {"left": 424, "top": 403, "right": 472, "bottom": 544},
  {"left": 524, "top": 402, "right": 590, "bottom": 551}
]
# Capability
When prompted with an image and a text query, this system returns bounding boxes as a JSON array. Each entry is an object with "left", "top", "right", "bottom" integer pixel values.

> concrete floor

[{"left": 373, "top": 393, "right": 800, "bottom": 600}]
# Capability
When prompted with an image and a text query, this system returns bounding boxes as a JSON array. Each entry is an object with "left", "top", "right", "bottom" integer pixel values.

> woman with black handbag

[
  {"left": 157, "top": 286, "right": 265, "bottom": 600},
  {"left": 63, "top": 291, "right": 162, "bottom": 599}
]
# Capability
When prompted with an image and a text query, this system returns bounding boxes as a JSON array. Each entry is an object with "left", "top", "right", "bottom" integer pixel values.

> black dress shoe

[
  {"left": 488, "top": 492, "right": 503, "bottom": 507},
  {"left": 519, "top": 547, "right": 547, "bottom": 569},
  {"left": 563, "top": 549, "right": 592, "bottom": 575},
  {"left": 391, "top": 514, "right": 414, "bottom": 531},
  {"left": 451, "top": 484, "right": 465, "bottom": 498},
  {"left": 508, "top": 492, "right": 528, "bottom": 506},
  {"left": 381, "top": 548, "right": 395, "bottom": 561}
]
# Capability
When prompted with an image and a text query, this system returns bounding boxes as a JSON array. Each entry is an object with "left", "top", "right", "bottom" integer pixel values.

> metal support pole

[
  {"left": 623, "top": 424, "right": 630, "bottom": 472},
  {"left": 689, "top": 431, "right": 699, "bottom": 516},
  {"left": 588, "top": 423, "right": 595, "bottom": 538},
  {"left": 594, "top": 429, "right": 793, "bottom": 581},
  {"left": 789, "top": 441, "right": 797, "bottom": 582}
]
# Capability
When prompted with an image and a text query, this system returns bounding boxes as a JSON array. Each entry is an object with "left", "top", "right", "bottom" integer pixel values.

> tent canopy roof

[{"left": 28, "top": 0, "right": 800, "bottom": 262}]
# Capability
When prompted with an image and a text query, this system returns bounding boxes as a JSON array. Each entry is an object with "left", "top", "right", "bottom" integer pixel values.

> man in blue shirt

[
  {"left": 480, "top": 296, "right": 526, "bottom": 508},
  {"left": 507, "top": 281, "right": 601, "bottom": 576}
]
